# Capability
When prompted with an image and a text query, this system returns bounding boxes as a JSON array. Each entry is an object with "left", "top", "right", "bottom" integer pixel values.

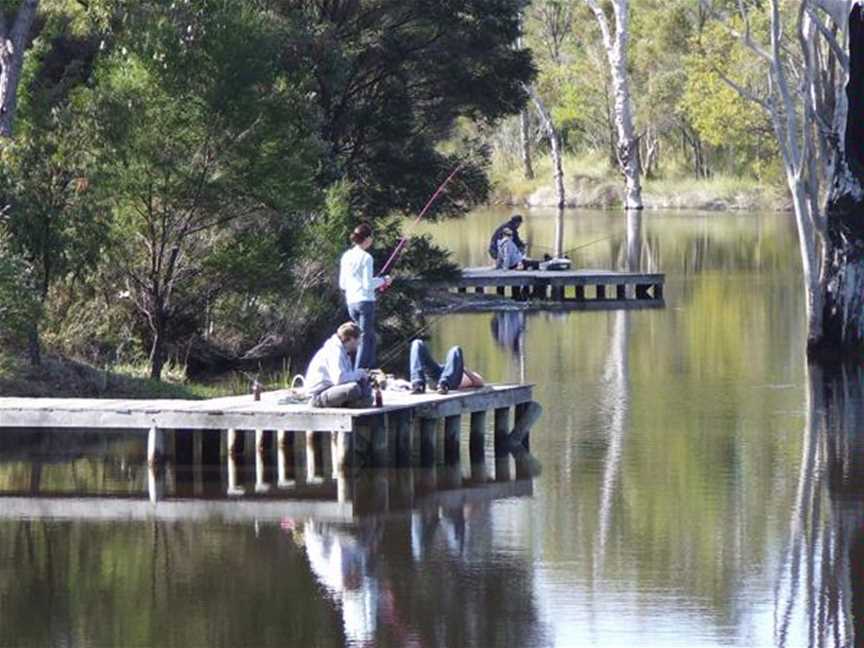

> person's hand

[{"left": 384, "top": 275, "right": 393, "bottom": 287}]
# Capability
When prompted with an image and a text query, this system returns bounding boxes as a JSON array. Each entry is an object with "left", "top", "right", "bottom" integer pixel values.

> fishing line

[
  {"left": 377, "top": 300, "right": 476, "bottom": 368},
  {"left": 378, "top": 163, "right": 465, "bottom": 279}
]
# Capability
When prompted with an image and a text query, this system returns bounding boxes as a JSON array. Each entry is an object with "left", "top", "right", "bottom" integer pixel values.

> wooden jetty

[
  {"left": 0, "top": 384, "right": 541, "bottom": 473},
  {"left": 430, "top": 268, "right": 664, "bottom": 308}
]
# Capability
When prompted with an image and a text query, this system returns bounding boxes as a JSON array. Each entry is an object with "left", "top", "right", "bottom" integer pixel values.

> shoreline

[{"left": 490, "top": 164, "right": 790, "bottom": 212}]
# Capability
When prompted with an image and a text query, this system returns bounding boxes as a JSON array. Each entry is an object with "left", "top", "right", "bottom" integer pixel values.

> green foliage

[
  {"left": 0, "top": 234, "right": 40, "bottom": 341},
  {"left": 680, "top": 20, "right": 778, "bottom": 179},
  {"left": 278, "top": 0, "right": 535, "bottom": 220}
]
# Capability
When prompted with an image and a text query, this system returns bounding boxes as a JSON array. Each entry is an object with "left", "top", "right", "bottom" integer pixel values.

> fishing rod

[
  {"left": 377, "top": 163, "right": 465, "bottom": 281},
  {"left": 377, "top": 301, "right": 475, "bottom": 368},
  {"left": 528, "top": 234, "right": 617, "bottom": 258}
]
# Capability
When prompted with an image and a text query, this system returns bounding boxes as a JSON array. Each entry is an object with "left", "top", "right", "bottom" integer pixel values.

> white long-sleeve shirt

[
  {"left": 339, "top": 245, "right": 385, "bottom": 304},
  {"left": 304, "top": 335, "right": 365, "bottom": 395}
]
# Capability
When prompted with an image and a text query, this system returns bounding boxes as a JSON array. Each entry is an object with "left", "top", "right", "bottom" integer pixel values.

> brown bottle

[{"left": 374, "top": 385, "right": 383, "bottom": 408}]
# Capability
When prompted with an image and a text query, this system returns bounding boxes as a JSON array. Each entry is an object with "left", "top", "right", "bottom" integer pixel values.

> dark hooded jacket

[{"left": 488, "top": 218, "right": 526, "bottom": 259}]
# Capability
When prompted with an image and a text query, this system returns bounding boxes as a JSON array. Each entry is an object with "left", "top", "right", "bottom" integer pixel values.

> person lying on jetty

[
  {"left": 305, "top": 322, "right": 373, "bottom": 408},
  {"left": 495, "top": 228, "right": 526, "bottom": 270},
  {"left": 409, "top": 340, "right": 485, "bottom": 395},
  {"left": 488, "top": 214, "right": 526, "bottom": 261}
]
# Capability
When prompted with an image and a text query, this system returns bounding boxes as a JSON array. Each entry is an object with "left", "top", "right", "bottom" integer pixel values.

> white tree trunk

[
  {"left": 0, "top": 0, "right": 39, "bottom": 139},
  {"left": 585, "top": 0, "right": 643, "bottom": 210},
  {"left": 520, "top": 109, "right": 534, "bottom": 180},
  {"left": 523, "top": 83, "right": 565, "bottom": 208}
]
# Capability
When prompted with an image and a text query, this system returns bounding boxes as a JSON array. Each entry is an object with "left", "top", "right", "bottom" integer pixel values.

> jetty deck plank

[
  {"left": 453, "top": 267, "right": 665, "bottom": 288},
  {"left": 0, "top": 384, "right": 532, "bottom": 431}
]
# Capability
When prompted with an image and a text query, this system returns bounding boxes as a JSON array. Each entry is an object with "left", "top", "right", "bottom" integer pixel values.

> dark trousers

[{"left": 312, "top": 378, "right": 373, "bottom": 408}]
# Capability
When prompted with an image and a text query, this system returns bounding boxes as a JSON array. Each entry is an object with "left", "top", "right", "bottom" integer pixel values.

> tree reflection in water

[{"left": 774, "top": 363, "right": 864, "bottom": 648}]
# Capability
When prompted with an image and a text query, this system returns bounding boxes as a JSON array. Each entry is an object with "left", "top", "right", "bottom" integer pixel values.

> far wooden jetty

[
  {"left": 0, "top": 384, "right": 542, "bottom": 473},
  {"left": 427, "top": 267, "right": 665, "bottom": 311}
]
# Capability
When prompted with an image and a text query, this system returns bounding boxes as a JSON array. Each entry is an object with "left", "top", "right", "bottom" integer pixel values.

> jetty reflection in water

[{"left": 0, "top": 439, "right": 546, "bottom": 647}]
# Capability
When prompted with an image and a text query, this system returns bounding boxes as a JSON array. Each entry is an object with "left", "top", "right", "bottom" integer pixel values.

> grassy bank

[
  {"left": 0, "top": 352, "right": 289, "bottom": 399},
  {"left": 490, "top": 151, "right": 788, "bottom": 211}
]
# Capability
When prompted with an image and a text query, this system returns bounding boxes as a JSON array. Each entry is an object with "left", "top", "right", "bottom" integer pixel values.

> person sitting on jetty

[
  {"left": 495, "top": 228, "right": 525, "bottom": 270},
  {"left": 488, "top": 214, "right": 526, "bottom": 261},
  {"left": 305, "top": 322, "right": 373, "bottom": 408},
  {"left": 409, "top": 339, "right": 485, "bottom": 395}
]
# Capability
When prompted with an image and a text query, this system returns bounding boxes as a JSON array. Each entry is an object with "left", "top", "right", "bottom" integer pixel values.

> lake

[{"left": 1, "top": 207, "right": 860, "bottom": 647}]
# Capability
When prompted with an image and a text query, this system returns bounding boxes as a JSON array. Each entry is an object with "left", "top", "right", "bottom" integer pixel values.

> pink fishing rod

[{"left": 377, "top": 163, "right": 464, "bottom": 282}]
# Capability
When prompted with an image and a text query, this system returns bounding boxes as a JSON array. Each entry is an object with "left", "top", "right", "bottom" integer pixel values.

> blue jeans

[
  {"left": 410, "top": 340, "right": 464, "bottom": 389},
  {"left": 347, "top": 301, "right": 376, "bottom": 370}
]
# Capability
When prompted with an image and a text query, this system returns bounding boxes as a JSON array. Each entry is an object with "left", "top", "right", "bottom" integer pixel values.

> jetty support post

[
  {"left": 469, "top": 410, "right": 486, "bottom": 464},
  {"left": 493, "top": 407, "right": 510, "bottom": 459},
  {"left": 388, "top": 411, "right": 412, "bottom": 467},
  {"left": 277, "top": 431, "right": 296, "bottom": 487},
  {"left": 305, "top": 431, "right": 318, "bottom": 483},
  {"left": 147, "top": 426, "right": 166, "bottom": 466},
  {"left": 444, "top": 415, "right": 461, "bottom": 464},
  {"left": 419, "top": 417, "right": 437, "bottom": 467}
]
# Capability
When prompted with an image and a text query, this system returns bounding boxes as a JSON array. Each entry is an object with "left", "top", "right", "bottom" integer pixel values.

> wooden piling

[
  {"left": 469, "top": 410, "right": 486, "bottom": 464},
  {"left": 596, "top": 284, "right": 606, "bottom": 300},
  {"left": 444, "top": 415, "right": 461, "bottom": 464},
  {"left": 305, "top": 431, "right": 317, "bottom": 482},
  {"left": 370, "top": 415, "right": 388, "bottom": 467},
  {"left": 277, "top": 442, "right": 295, "bottom": 488},
  {"left": 227, "top": 428, "right": 241, "bottom": 456},
  {"left": 575, "top": 285, "right": 586, "bottom": 301},
  {"left": 419, "top": 418, "right": 437, "bottom": 467},
  {"left": 389, "top": 412, "right": 412, "bottom": 467},
  {"left": 494, "top": 408, "right": 510, "bottom": 459},
  {"left": 616, "top": 284, "right": 626, "bottom": 300},
  {"left": 147, "top": 426, "right": 165, "bottom": 465}
]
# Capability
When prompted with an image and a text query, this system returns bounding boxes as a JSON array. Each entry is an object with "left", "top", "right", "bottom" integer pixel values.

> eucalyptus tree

[
  {"left": 584, "top": 0, "right": 643, "bottom": 210},
  {"left": 702, "top": 0, "right": 864, "bottom": 352},
  {"left": 0, "top": 0, "right": 39, "bottom": 138}
]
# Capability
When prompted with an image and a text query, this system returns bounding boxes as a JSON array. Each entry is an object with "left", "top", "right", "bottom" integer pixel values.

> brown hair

[
  {"left": 350, "top": 223, "right": 373, "bottom": 245},
  {"left": 337, "top": 322, "right": 362, "bottom": 341}
]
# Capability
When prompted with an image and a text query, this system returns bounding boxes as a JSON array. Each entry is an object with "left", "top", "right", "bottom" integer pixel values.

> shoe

[
  {"left": 410, "top": 382, "right": 426, "bottom": 395},
  {"left": 437, "top": 382, "right": 449, "bottom": 395}
]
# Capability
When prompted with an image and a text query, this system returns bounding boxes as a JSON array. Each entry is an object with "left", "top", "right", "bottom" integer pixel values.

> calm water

[{"left": 2, "top": 208, "right": 863, "bottom": 647}]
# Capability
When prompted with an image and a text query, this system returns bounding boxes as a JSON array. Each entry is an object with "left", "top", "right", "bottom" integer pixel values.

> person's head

[
  {"left": 350, "top": 223, "right": 374, "bottom": 250},
  {"left": 337, "top": 321, "right": 362, "bottom": 354},
  {"left": 509, "top": 214, "right": 524, "bottom": 228},
  {"left": 500, "top": 227, "right": 513, "bottom": 239}
]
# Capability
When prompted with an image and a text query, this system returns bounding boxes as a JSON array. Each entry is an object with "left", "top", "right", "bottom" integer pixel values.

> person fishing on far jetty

[
  {"left": 339, "top": 223, "right": 392, "bottom": 370},
  {"left": 488, "top": 214, "right": 526, "bottom": 262}
]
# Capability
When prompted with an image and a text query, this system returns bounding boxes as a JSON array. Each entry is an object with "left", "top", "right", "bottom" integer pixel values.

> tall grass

[{"left": 490, "top": 150, "right": 787, "bottom": 210}]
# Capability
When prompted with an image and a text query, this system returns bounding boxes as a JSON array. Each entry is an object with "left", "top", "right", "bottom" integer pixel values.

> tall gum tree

[
  {"left": 584, "top": 0, "right": 643, "bottom": 210},
  {"left": 703, "top": 0, "right": 864, "bottom": 353},
  {"left": 0, "top": 0, "right": 39, "bottom": 138}
]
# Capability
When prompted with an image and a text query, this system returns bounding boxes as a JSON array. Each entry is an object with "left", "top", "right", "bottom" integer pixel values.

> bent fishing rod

[{"left": 377, "top": 163, "right": 465, "bottom": 283}]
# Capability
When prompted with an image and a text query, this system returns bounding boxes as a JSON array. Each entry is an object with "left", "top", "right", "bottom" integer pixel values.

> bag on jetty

[{"left": 277, "top": 375, "right": 311, "bottom": 405}]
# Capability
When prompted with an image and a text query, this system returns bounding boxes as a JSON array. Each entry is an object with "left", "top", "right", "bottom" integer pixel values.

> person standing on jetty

[{"left": 340, "top": 223, "right": 392, "bottom": 370}]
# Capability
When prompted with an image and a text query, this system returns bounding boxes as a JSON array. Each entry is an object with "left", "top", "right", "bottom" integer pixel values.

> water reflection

[
  {"left": 773, "top": 364, "right": 864, "bottom": 648},
  {"left": 284, "top": 481, "right": 550, "bottom": 647},
  {"left": 0, "top": 447, "right": 544, "bottom": 647},
  {"left": 1, "top": 208, "right": 841, "bottom": 647}
]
